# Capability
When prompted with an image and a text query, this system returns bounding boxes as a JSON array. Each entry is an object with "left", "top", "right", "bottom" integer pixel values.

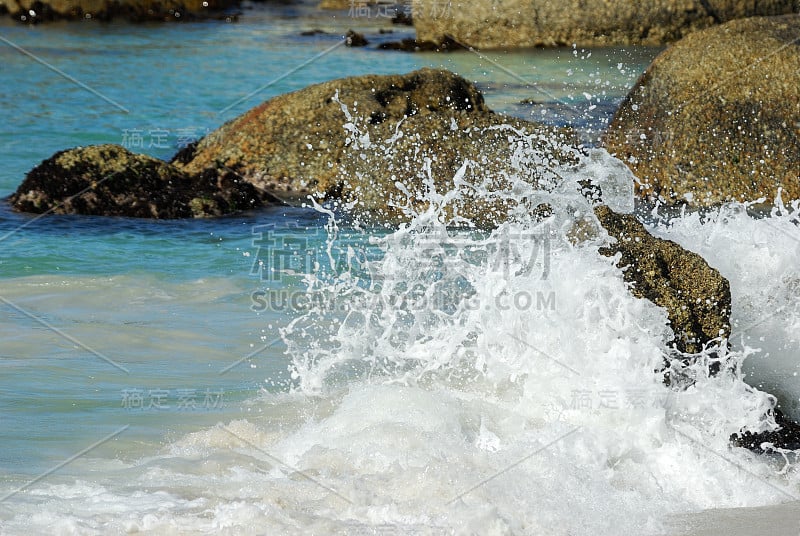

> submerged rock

[
  {"left": 9, "top": 144, "right": 272, "bottom": 218},
  {"left": 378, "top": 35, "right": 465, "bottom": 52},
  {"left": 412, "top": 0, "right": 798, "bottom": 48},
  {"left": 604, "top": 15, "right": 800, "bottom": 206},
  {"left": 594, "top": 204, "right": 731, "bottom": 355},
  {"left": 345, "top": 30, "right": 369, "bottom": 47}
]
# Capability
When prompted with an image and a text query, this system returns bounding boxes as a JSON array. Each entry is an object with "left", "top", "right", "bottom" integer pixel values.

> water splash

[{"left": 274, "top": 111, "right": 799, "bottom": 533}]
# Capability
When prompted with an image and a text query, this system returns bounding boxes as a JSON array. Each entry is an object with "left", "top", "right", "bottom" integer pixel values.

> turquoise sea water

[{"left": 3, "top": 4, "right": 800, "bottom": 535}]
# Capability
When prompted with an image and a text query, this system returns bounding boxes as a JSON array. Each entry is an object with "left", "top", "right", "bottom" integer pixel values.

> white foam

[{"left": 649, "top": 197, "right": 800, "bottom": 421}]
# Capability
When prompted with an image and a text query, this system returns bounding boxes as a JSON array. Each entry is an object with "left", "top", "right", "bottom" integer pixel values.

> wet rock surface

[
  {"left": 594, "top": 204, "right": 732, "bottom": 355},
  {"left": 732, "top": 409, "right": 800, "bottom": 452},
  {"left": 378, "top": 35, "right": 465, "bottom": 52},
  {"left": 345, "top": 30, "right": 368, "bottom": 47},
  {"left": 335, "top": 112, "right": 578, "bottom": 227}
]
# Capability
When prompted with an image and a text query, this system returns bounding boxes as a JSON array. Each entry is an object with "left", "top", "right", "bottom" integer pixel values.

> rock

[
  {"left": 594, "top": 204, "right": 731, "bottom": 355},
  {"left": 176, "top": 68, "right": 492, "bottom": 201},
  {"left": 172, "top": 65, "right": 728, "bottom": 343},
  {"left": 5, "top": 0, "right": 236, "bottom": 22},
  {"left": 412, "top": 0, "right": 798, "bottom": 48},
  {"left": 604, "top": 15, "right": 800, "bottom": 207},
  {"left": 378, "top": 35, "right": 465, "bottom": 52},
  {"left": 345, "top": 30, "right": 369, "bottom": 47},
  {"left": 9, "top": 144, "right": 272, "bottom": 218},
  {"left": 391, "top": 10, "right": 411, "bottom": 25},
  {"left": 300, "top": 29, "right": 328, "bottom": 36},
  {"left": 732, "top": 408, "right": 800, "bottom": 452},
  {"left": 177, "top": 68, "right": 580, "bottom": 226}
]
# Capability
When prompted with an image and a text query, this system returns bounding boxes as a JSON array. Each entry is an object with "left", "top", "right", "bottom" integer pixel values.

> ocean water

[{"left": 1, "top": 3, "right": 800, "bottom": 534}]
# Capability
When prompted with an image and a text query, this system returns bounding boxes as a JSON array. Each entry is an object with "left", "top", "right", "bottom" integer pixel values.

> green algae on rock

[{"left": 604, "top": 15, "right": 800, "bottom": 207}]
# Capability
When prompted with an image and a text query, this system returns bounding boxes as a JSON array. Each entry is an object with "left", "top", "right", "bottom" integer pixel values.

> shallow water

[{"left": 2, "top": 3, "right": 799, "bottom": 535}]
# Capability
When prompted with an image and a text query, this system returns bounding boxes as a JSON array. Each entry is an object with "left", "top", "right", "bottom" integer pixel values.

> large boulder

[
  {"left": 177, "top": 68, "right": 580, "bottom": 226},
  {"left": 177, "top": 69, "right": 489, "bottom": 196},
  {"left": 604, "top": 15, "right": 800, "bottom": 206},
  {"left": 411, "top": 0, "right": 798, "bottom": 48},
  {"left": 9, "top": 144, "right": 273, "bottom": 218},
  {"left": 5, "top": 0, "right": 235, "bottom": 22}
]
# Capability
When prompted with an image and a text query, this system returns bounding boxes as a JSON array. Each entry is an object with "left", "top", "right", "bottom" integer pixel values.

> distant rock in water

[
  {"left": 9, "top": 144, "right": 273, "bottom": 218},
  {"left": 604, "top": 15, "right": 800, "bottom": 207},
  {"left": 378, "top": 35, "right": 465, "bottom": 52},
  {"left": 594, "top": 205, "right": 731, "bottom": 356},
  {"left": 413, "top": 0, "right": 798, "bottom": 48},
  {"left": 345, "top": 30, "right": 368, "bottom": 47},
  {"left": 4, "top": 0, "right": 237, "bottom": 22}
]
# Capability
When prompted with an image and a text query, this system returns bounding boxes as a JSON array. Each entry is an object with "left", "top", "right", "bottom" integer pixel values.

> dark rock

[
  {"left": 10, "top": 144, "right": 272, "bottom": 218},
  {"left": 594, "top": 204, "right": 731, "bottom": 355},
  {"left": 390, "top": 10, "right": 411, "bottom": 25},
  {"left": 732, "top": 409, "right": 800, "bottom": 452},
  {"left": 345, "top": 30, "right": 369, "bottom": 47},
  {"left": 169, "top": 141, "right": 199, "bottom": 166},
  {"left": 378, "top": 35, "right": 466, "bottom": 52},
  {"left": 604, "top": 15, "right": 800, "bottom": 207},
  {"left": 301, "top": 29, "right": 328, "bottom": 36}
]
